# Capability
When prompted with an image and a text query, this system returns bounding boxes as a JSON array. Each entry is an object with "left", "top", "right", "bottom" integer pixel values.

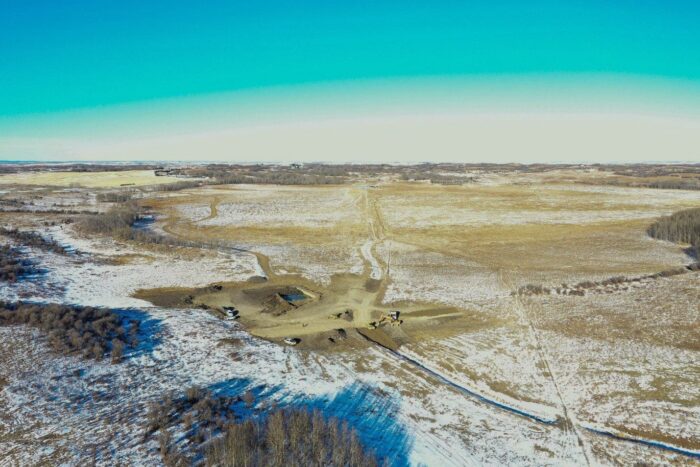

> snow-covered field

[
  {"left": 0, "top": 305, "right": 585, "bottom": 466},
  {"left": 1, "top": 176, "right": 699, "bottom": 466},
  {"left": 175, "top": 203, "right": 211, "bottom": 222},
  {"left": 400, "top": 325, "right": 563, "bottom": 418},
  {"left": 379, "top": 241, "right": 508, "bottom": 307},
  {"left": 256, "top": 243, "right": 365, "bottom": 285},
  {"left": 0, "top": 227, "right": 261, "bottom": 308},
  {"left": 2, "top": 227, "right": 697, "bottom": 465},
  {"left": 361, "top": 240, "right": 383, "bottom": 280},
  {"left": 197, "top": 186, "right": 361, "bottom": 228}
]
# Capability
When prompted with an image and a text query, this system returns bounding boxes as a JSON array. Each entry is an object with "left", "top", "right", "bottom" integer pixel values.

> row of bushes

[
  {"left": 516, "top": 264, "right": 700, "bottom": 297},
  {"left": 0, "top": 206, "right": 98, "bottom": 215},
  {"left": 213, "top": 172, "right": 342, "bottom": 186},
  {"left": 149, "top": 180, "right": 204, "bottom": 192},
  {"left": 0, "top": 245, "right": 38, "bottom": 282},
  {"left": 0, "top": 301, "right": 139, "bottom": 363},
  {"left": 96, "top": 191, "right": 135, "bottom": 203},
  {"left": 518, "top": 208, "right": 700, "bottom": 297},
  {"left": 400, "top": 172, "right": 475, "bottom": 185},
  {"left": 0, "top": 227, "right": 71, "bottom": 255},
  {"left": 595, "top": 178, "right": 700, "bottom": 191},
  {"left": 146, "top": 386, "right": 379, "bottom": 467},
  {"left": 647, "top": 207, "right": 700, "bottom": 254}
]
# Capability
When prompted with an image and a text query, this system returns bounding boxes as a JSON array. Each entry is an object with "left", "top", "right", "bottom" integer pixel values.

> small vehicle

[{"left": 222, "top": 306, "right": 239, "bottom": 320}]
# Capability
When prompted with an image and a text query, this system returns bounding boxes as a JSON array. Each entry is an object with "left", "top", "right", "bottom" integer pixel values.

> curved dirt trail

[
  {"left": 358, "top": 186, "right": 389, "bottom": 281},
  {"left": 161, "top": 194, "right": 275, "bottom": 279},
  {"left": 202, "top": 196, "right": 221, "bottom": 223}
]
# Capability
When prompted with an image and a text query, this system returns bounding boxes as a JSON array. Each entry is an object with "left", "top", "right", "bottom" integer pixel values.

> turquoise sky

[
  {"left": 2, "top": 1, "right": 700, "bottom": 162},
  {"left": 2, "top": 0, "right": 700, "bottom": 116}
]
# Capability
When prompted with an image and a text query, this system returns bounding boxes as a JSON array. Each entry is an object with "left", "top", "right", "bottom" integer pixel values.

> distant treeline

[
  {"left": 0, "top": 163, "right": 159, "bottom": 174},
  {"left": 182, "top": 166, "right": 344, "bottom": 185},
  {"left": 400, "top": 172, "right": 475, "bottom": 185},
  {"left": 175, "top": 163, "right": 484, "bottom": 186},
  {"left": 583, "top": 164, "right": 700, "bottom": 190},
  {"left": 608, "top": 164, "right": 700, "bottom": 178},
  {"left": 96, "top": 191, "right": 136, "bottom": 203},
  {"left": 0, "top": 301, "right": 139, "bottom": 362},
  {"left": 648, "top": 207, "right": 700, "bottom": 255},
  {"left": 0, "top": 228, "right": 71, "bottom": 255},
  {"left": 146, "top": 386, "right": 379, "bottom": 467},
  {"left": 3, "top": 161, "right": 698, "bottom": 177},
  {"left": 592, "top": 178, "right": 700, "bottom": 191}
]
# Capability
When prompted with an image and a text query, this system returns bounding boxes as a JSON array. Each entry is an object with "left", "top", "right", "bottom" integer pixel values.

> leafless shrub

[
  {"left": 600, "top": 276, "right": 627, "bottom": 286},
  {"left": 78, "top": 203, "right": 141, "bottom": 236},
  {"left": 77, "top": 203, "right": 201, "bottom": 249},
  {"left": 0, "top": 301, "right": 138, "bottom": 362},
  {"left": 0, "top": 245, "right": 39, "bottom": 282},
  {"left": 516, "top": 284, "right": 550, "bottom": 296},
  {"left": 0, "top": 228, "right": 72, "bottom": 255},
  {"left": 242, "top": 390, "right": 255, "bottom": 408}
]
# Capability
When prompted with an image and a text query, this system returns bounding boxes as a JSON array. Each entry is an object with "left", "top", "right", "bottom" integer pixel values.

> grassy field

[
  {"left": 147, "top": 175, "right": 700, "bottom": 295},
  {"left": 0, "top": 170, "right": 183, "bottom": 188}
]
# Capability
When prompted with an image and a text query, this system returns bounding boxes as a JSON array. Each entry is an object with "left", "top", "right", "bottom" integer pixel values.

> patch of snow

[{"left": 361, "top": 240, "right": 383, "bottom": 280}]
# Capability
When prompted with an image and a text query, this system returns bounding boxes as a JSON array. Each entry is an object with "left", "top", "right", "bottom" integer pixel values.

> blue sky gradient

[
  {"left": 2, "top": 0, "right": 700, "bottom": 116},
  {"left": 2, "top": 1, "right": 700, "bottom": 162}
]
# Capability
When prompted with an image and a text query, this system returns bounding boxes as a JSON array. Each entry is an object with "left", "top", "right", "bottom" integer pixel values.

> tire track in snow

[
  {"left": 358, "top": 186, "right": 387, "bottom": 281},
  {"left": 504, "top": 271, "right": 700, "bottom": 463},
  {"left": 503, "top": 270, "right": 592, "bottom": 465}
]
